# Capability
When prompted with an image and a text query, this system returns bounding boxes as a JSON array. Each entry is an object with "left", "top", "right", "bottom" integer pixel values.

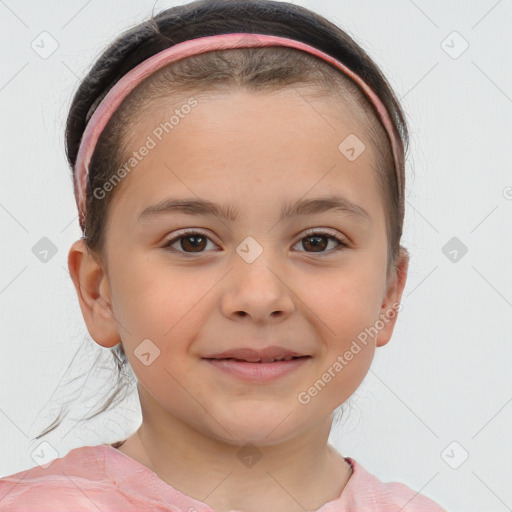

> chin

[{"left": 205, "top": 403, "right": 313, "bottom": 447}]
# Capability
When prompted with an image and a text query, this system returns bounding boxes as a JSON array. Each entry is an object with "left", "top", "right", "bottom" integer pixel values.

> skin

[{"left": 68, "top": 88, "right": 408, "bottom": 512}]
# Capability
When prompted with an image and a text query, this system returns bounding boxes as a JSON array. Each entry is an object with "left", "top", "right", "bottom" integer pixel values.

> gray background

[{"left": 1, "top": 1, "right": 511, "bottom": 511}]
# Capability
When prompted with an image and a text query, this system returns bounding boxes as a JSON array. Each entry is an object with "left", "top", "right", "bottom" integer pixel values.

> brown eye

[
  {"left": 179, "top": 234, "right": 207, "bottom": 252},
  {"left": 293, "top": 230, "right": 348, "bottom": 254},
  {"left": 302, "top": 234, "right": 328, "bottom": 252},
  {"left": 162, "top": 229, "right": 348, "bottom": 255},
  {"left": 163, "top": 230, "right": 216, "bottom": 253}
]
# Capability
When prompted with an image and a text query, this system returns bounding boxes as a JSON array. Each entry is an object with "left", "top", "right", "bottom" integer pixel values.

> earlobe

[
  {"left": 376, "top": 247, "right": 410, "bottom": 348},
  {"left": 67, "top": 239, "right": 121, "bottom": 348}
]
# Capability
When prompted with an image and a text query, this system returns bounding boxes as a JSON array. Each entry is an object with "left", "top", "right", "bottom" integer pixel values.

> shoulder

[
  {"left": 334, "top": 457, "right": 447, "bottom": 512},
  {"left": 0, "top": 444, "right": 122, "bottom": 512}
]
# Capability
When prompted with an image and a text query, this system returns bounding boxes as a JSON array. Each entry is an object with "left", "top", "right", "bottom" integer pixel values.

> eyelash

[{"left": 162, "top": 228, "right": 348, "bottom": 255}]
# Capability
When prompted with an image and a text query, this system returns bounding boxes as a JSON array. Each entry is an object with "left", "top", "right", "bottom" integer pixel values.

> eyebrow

[{"left": 137, "top": 194, "right": 371, "bottom": 225}]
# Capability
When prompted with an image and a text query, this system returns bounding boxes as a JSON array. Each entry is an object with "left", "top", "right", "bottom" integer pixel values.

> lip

[
  {"left": 203, "top": 346, "right": 307, "bottom": 363},
  {"left": 203, "top": 356, "right": 311, "bottom": 382}
]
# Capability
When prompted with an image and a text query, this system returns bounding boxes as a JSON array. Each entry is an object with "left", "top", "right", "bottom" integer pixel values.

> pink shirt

[{"left": 0, "top": 443, "right": 447, "bottom": 511}]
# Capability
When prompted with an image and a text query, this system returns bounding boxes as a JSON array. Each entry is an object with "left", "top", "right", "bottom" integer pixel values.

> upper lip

[{"left": 203, "top": 346, "right": 309, "bottom": 362}]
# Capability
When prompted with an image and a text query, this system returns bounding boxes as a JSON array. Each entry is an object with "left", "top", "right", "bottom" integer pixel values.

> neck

[{"left": 120, "top": 387, "right": 352, "bottom": 512}]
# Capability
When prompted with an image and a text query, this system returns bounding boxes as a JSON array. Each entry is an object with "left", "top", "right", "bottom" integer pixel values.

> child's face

[{"left": 76, "top": 88, "right": 407, "bottom": 445}]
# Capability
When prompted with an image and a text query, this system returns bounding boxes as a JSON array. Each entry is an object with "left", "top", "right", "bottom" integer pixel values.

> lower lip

[{"left": 203, "top": 357, "right": 311, "bottom": 382}]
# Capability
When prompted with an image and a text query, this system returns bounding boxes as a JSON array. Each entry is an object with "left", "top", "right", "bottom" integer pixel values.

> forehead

[
  {"left": 108, "top": 88, "right": 385, "bottom": 230},
  {"left": 123, "top": 85, "right": 373, "bottom": 154}
]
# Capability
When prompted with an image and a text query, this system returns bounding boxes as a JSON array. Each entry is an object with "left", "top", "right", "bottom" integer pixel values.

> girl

[{"left": 0, "top": 0, "right": 447, "bottom": 510}]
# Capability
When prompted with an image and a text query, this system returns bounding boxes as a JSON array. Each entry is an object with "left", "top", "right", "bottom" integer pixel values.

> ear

[
  {"left": 67, "top": 238, "right": 120, "bottom": 348},
  {"left": 376, "top": 247, "right": 409, "bottom": 348}
]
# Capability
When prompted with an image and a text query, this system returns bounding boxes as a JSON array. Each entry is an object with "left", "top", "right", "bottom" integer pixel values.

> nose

[{"left": 220, "top": 255, "right": 296, "bottom": 324}]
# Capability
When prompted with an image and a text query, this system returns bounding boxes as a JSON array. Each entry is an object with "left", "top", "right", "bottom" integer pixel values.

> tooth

[
  {"left": 282, "top": 356, "right": 293, "bottom": 361},
  {"left": 261, "top": 358, "right": 275, "bottom": 363}
]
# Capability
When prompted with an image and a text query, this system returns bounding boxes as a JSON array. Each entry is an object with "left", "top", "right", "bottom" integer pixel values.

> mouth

[
  {"left": 206, "top": 355, "right": 309, "bottom": 363},
  {"left": 203, "top": 346, "right": 310, "bottom": 363},
  {"left": 202, "top": 347, "right": 312, "bottom": 382}
]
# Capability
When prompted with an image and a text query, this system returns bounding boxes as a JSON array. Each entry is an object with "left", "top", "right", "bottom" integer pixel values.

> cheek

[
  {"left": 110, "top": 261, "right": 217, "bottom": 384},
  {"left": 110, "top": 255, "right": 210, "bottom": 337},
  {"left": 296, "top": 264, "right": 382, "bottom": 397},
  {"left": 297, "top": 264, "right": 384, "bottom": 341}
]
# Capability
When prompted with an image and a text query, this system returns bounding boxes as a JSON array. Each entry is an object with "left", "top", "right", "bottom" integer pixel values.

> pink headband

[{"left": 74, "top": 33, "right": 404, "bottom": 234}]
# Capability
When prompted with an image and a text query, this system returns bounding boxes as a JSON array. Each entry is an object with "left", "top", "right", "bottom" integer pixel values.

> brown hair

[{"left": 36, "top": 0, "right": 409, "bottom": 439}]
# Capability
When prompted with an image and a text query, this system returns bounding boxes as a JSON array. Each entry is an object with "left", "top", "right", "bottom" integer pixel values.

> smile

[{"left": 203, "top": 356, "right": 312, "bottom": 382}]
